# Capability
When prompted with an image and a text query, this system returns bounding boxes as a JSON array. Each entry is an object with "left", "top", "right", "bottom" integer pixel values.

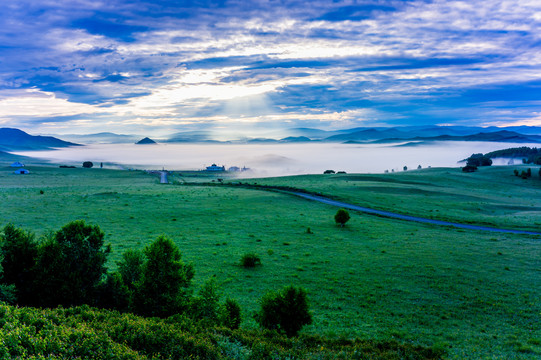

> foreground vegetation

[
  {"left": 0, "top": 160, "right": 540, "bottom": 358},
  {"left": 0, "top": 304, "right": 443, "bottom": 359}
]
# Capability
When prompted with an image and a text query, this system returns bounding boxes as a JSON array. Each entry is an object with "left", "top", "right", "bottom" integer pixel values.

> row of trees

[{"left": 0, "top": 221, "right": 312, "bottom": 336}]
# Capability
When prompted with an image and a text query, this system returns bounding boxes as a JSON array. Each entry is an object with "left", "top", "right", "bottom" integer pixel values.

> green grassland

[
  {"left": 245, "top": 165, "right": 541, "bottom": 232},
  {"left": 0, "top": 163, "right": 540, "bottom": 358}
]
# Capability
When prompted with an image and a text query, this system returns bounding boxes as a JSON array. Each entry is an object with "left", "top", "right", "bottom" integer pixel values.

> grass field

[
  {"left": 0, "top": 160, "right": 539, "bottom": 359},
  {"left": 244, "top": 165, "right": 541, "bottom": 232}
]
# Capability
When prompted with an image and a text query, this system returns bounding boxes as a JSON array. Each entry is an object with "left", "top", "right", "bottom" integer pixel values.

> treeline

[
  {"left": 484, "top": 147, "right": 541, "bottom": 164},
  {"left": 0, "top": 221, "right": 237, "bottom": 324}
]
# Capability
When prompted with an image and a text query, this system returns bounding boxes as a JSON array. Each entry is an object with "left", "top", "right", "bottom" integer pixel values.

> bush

[
  {"left": 240, "top": 253, "right": 261, "bottom": 268},
  {"left": 462, "top": 165, "right": 477, "bottom": 172},
  {"left": 255, "top": 285, "right": 312, "bottom": 337},
  {"left": 82, "top": 161, "right": 94, "bottom": 168},
  {"left": 334, "top": 209, "right": 350, "bottom": 227},
  {"left": 323, "top": 170, "right": 335, "bottom": 174}
]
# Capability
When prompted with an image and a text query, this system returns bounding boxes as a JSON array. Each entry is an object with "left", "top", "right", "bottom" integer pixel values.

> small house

[
  {"left": 206, "top": 164, "right": 225, "bottom": 171},
  {"left": 10, "top": 161, "right": 25, "bottom": 167},
  {"left": 14, "top": 169, "right": 29, "bottom": 174}
]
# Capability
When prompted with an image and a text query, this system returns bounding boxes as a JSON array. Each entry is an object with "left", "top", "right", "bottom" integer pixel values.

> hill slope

[{"left": 0, "top": 128, "right": 79, "bottom": 151}]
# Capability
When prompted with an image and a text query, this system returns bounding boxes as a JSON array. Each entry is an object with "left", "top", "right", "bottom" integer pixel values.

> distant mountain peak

[{"left": 136, "top": 137, "right": 157, "bottom": 144}]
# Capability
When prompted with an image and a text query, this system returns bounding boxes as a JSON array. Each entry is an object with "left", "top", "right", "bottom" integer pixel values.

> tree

[
  {"left": 82, "top": 161, "right": 93, "bottom": 168},
  {"left": 255, "top": 285, "right": 312, "bottom": 337},
  {"left": 466, "top": 153, "right": 492, "bottom": 167},
  {"left": 323, "top": 170, "right": 335, "bottom": 174},
  {"left": 403, "top": 166, "right": 408, "bottom": 171},
  {"left": 190, "top": 278, "right": 221, "bottom": 325},
  {"left": 94, "top": 272, "right": 130, "bottom": 312},
  {"left": 220, "top": 298, "right": 242, "bottom": 329},
  {"left": 117, "top": 249, "right": 144, "bottom": 292},
  {"left": 0, "top": 224, "right": 38, "bottom": 305},
  {"left": 132, "top": 236, "right": 194, "bottom": 317},
  {"left": 0, "top": 262, "right": 16, "bottom": 305},
  {"left": 33, "top": 220, "right": 110, "bottom": 307},
  {"left": 334, "top": 208, "right": 350, "bottom": 227}
]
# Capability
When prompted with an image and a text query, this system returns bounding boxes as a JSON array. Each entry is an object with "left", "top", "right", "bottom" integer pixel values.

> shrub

[
  {"left": 240, "top": 253, "right": 261, "bottom": 268},
  {"left": 82, "top": 161, "right": 94, "bottom": 168},
  {"left": 323, "top": 170, "right": 335, "bottom": 174},
  {"left": 462, "top": 165, "right": 477, "bottom": 172},
  {"left": 334, "top": 209, "right": 350, "bottom": 227},
  {"left": 255, "top": 285, "right": 312, "bottom": 337}
]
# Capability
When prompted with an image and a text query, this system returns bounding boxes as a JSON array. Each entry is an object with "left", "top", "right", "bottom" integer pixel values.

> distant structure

[
  {"left": 10, "top": 161, "right": 24, "bottom": 167},
  {"left": 206, "top": 164, "right": 225, "bottom": 171},
  {"left": 228, "top": 166, "right": 250, "bottom": 172},
  {"left": 14, "top": 169, "right": 29, "bottom": 174}
]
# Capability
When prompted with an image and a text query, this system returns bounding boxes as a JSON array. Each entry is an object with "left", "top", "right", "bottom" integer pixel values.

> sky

[{"left": 0, "top": 0, "right": 540, "bottom": 137}]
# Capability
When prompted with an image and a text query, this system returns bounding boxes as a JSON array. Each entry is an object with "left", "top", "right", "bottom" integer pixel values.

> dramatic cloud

[{"left": 0, "top": 0, "right": 540, "bottom": 135}]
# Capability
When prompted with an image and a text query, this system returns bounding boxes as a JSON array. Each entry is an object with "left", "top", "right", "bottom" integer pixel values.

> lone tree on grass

[
  {"left": 255, "top": 285, "right": 312, "bottom": 337},
  {"left": 334, "top": 208, "right": 350, "bottom": 227}
]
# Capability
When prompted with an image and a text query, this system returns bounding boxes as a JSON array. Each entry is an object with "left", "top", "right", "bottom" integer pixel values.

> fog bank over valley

[{"left": 13, "top": 141, "right": 537, "bottom": 177}]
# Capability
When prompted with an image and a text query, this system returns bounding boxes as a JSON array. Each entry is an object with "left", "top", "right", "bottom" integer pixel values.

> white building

[{"left": 206, "top": 164, "right": 225, "bottom": 171}]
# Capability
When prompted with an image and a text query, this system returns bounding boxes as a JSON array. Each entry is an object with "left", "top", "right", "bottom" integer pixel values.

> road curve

[{"left": 290, "top": 191, "right": 541, "bottom": 236}]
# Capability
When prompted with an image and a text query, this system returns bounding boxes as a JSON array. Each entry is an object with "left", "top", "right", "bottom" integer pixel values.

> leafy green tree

[
  {"left": 220, "top": 298, "right": 242, "bottom": 329},
  {"left": 33, "top": 220, "right": 110, "bottom": 307},
  {"left": 190, "top": 278, "right": 221, "bottom": 325},
  {"left": 95, "top": 272, "right": 130, "bottom": 311},
  {"left": 0, "top": 224, "right": 38, "bottom": 305},
  {"left": 0, "top": 259, "right": 17, "bottom": 305},
  {"left": 132, "top": 236, "right": 194, "bottom": 317},
  {"left": 117, "top": 249, "right": 144, "bottom": 292},
  {"left": 334, "top": 208, "right": 350, "bottom": 227},
  {"left": 255, "top": 285, "right": 312, "bottom": 337},
  {"left": 466, "top": 153, "right": 492, "bottom": 167}
]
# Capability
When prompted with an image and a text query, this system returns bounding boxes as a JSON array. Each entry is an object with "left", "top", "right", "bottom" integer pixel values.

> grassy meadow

[{"left": 0, "top": 160, "right": 540, "bottom": 359}]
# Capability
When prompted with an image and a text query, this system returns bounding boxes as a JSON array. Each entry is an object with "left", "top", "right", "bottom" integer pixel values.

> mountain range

[
  {"left": 2, "top": 126, "right": 541, "bottom": 151},
  {"left": 0, "top": 128, "right": 80, "bottom": 151}
]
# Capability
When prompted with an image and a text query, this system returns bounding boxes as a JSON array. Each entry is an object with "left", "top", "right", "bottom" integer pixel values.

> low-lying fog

[{"left": 14, "top": 141, "right": 534, "bottom": 177}]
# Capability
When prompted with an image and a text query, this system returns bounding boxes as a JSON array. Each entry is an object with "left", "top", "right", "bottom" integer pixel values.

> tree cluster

[
  {"left": 0, "top": 221, "right": 313, "bottom": 337},
  {"left": 466, "top": 153, "right": 493, "bottom": 167}
]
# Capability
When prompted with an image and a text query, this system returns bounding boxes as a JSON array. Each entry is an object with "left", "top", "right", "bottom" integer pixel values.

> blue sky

[{"left": 0, "top": 0, "right": 540, "bottom": 136}]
